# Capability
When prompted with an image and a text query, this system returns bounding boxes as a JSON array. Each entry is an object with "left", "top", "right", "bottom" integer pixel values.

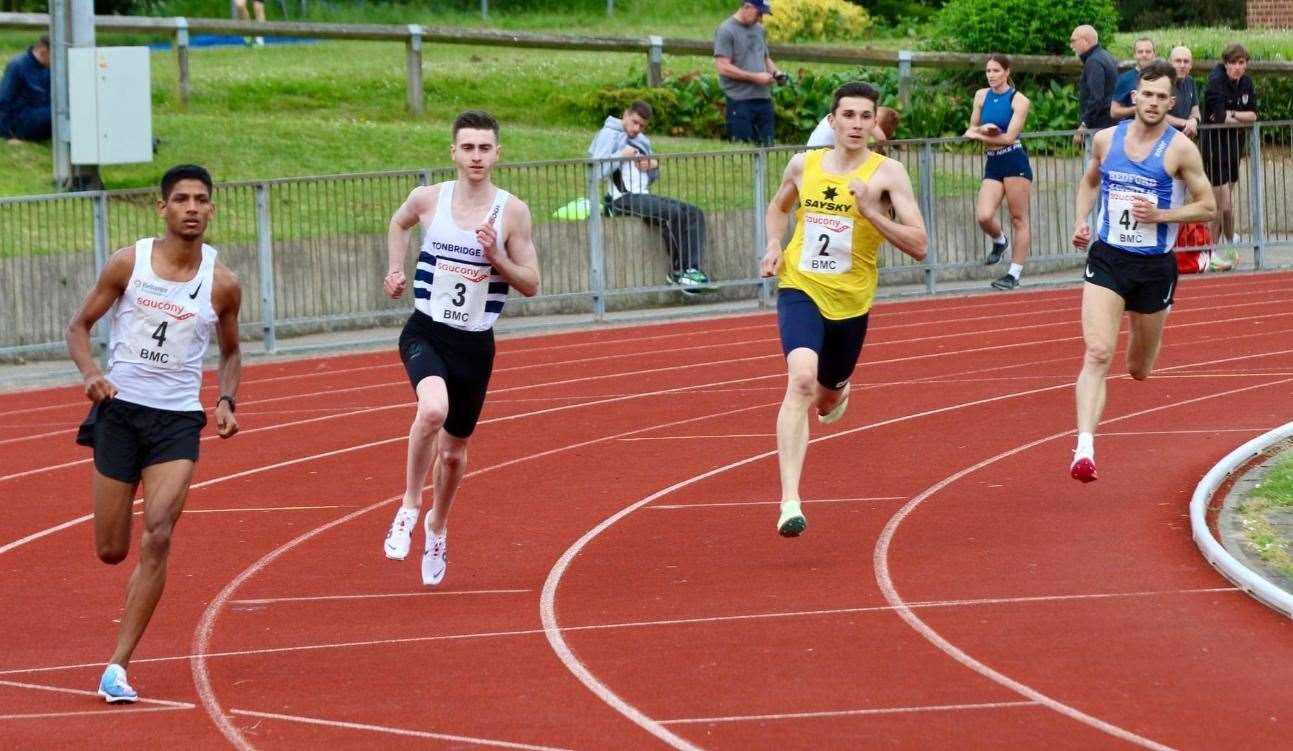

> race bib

[
  {"left": 429, "top": 257, "right": 491, "bottom": 329},
  {"left": 1106, "top": 188, "right": 1156, "bottom": 248},
  {"left": 799, "top": 213, "right": 854, "bottom": 275},
  {"left": 121, "top": 297, "right": 198, "bottom": 371}
]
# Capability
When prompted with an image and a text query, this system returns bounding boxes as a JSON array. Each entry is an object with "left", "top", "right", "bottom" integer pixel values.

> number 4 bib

[
  {"left": 122, "top": 304, "right": 197, "bottom": 371},
  {"left": 800, "top": 213, "right": 854, "bottom": 275},
  {"left": 429, "top": 257, "right": 491, "bottom": 329},
  {"left": 1106, "top": 188, "right": 1156, "bottom": 248}
]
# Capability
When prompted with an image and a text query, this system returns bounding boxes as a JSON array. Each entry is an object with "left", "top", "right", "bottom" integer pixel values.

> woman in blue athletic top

[{"left": 964, "top": 53, "right": 1032, "bottom": 290}]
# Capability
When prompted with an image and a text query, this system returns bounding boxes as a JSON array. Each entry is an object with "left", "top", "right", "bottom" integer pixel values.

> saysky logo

[{"left": 822, "top": 186, "right": 839, "bottom": 201}]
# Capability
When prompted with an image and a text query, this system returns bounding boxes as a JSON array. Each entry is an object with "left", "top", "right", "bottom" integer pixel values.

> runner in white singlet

[
  {"left": 66, "top": 164, "right": 244, "bottom": 703},
  {"left": 379, "top": 111, "right": 541, "bottom": 587}
]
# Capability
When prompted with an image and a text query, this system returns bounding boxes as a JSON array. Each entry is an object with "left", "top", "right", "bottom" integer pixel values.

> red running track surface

[{"left": 1, "top": 272, "right": 1292, "bottom": 750}]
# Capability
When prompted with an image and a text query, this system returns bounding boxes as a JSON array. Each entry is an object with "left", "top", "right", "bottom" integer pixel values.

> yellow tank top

[{"left": 779, "top": 148, "right": 887, "bottom": 320}]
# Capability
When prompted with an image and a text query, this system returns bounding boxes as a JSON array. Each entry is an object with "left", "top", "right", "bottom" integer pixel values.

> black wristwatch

[{"left": 217, "top": 395, "right": 236, "bottom": 412}]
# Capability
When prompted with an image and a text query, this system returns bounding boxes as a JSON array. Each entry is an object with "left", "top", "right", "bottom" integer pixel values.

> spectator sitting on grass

[{"left": 0, "top": 35, "right": 50, "bottom": 144}]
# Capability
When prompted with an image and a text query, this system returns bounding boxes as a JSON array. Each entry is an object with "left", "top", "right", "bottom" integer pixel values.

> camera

[{"left": 773, "top": 71, "right": 789, "bottom": 86}]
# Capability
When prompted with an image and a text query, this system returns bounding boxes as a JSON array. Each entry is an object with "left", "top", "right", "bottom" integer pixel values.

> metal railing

[{"left": 2, "top": 123, "right": 1289, "bottom": 360}]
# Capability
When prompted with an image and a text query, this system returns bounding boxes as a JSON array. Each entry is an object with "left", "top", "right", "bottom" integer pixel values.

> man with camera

[{"left": 713, "top": 1, "right": 786, "bottom": 146}]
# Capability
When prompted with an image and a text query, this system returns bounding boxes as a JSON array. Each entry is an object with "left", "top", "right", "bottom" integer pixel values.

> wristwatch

[{"left": 217, "top": 395, "right": 237, "bottom": 412}]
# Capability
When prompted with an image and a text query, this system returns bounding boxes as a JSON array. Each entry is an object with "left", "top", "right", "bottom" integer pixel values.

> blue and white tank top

[
  {"left": 981, "top": 86, "right": 1016, "bottom": 132},
  {"left": 106, "top": 238, "right": 218, "bottom": 413},
  {"left": 412, "top": 181, "right": 511, "bottom": 332},
  {"left": 1096, "top": 121, "right": 1185, "bottom": 255}
]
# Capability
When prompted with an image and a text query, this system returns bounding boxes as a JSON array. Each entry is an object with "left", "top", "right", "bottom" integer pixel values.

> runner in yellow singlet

[{"left": 760, "top": 82, "right": 929, "bottom": 537}]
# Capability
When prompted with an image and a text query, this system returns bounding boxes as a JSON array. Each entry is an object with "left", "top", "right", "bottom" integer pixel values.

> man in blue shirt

[
  {"left": 1110, "top": 38, "right": 1156, "bottom": 122},
  {"left": 0, "top": 36, "right": 51, "bottom": 143}
]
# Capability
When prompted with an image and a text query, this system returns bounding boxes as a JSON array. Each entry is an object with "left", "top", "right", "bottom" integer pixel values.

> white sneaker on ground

[
  {"left": 777, "top": 500, "right": 806, "bottom": 537},
  {"left": 383, "top": 506, "right": 419, "bottom": 560},
  {"left": 422, "top": 516, "right": 447, "bottom": 586}
]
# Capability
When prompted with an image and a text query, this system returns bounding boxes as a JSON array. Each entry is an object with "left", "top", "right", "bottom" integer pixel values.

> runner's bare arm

[
  {"left": 849, "top": 161, "right": 927, "bottom": 261},
  {"left": 1133, "top": 141, "right": 1217, "bottom": 226},
  {"left": 385, "top": 185, "right": 437, "bottom": 298},
  {"left": 212, "top": 263, "right": 242, "bottom": 438},
  {"left": 65, "top": 248, "right": 134, "bottom": 402},
  {"left": 1072, "top": 129, "right": 1110, "bottom": 249},
  {"left": 484, "top": 199, "right": 540, "bottom": 297},
  {"left": 761, "top": 154, "right": 804, "bottom": 277}
]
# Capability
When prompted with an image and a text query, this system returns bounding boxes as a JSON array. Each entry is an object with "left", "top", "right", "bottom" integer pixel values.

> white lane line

[
  {"left": 228, "top": 708, "right": 572, "bottom": 751},
  {"left": 1099, "top": 429, "right": 1267, "bottom": 437},
  {"left": 0, "top": 427, "right": 70, "bottom": 446},
  {"left": 659, "top": 700, "right": 1041, "bottom": 725},
  {"left": 618, "top": 433, "right": 775, "bottom": 441},
  {"left": 0, "top": 706, "right": 192, "bottom": 720},
  {"left": 0, "top": 678, "right": 195, "bottom": 709},
  {"left": 873, "top": 376, "right": 1293, "bottom": 751},
  {"left": 135, "top": 505, "right": 351, "bottom": 517},
  {"left": 650, "top": 496, "right": 906, "bottom": 510},
  {"left": 230, "top": 588, "right": 529, "bottom": 605}
]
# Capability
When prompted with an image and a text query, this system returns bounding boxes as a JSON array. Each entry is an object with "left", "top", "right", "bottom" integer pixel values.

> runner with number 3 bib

[
  {"left": 381, "top": 111, "right": 540, "bottom": 585},
  {"left": 1070, "top": 61, "right": 1216, "bottom": 482},
  {"left": 761, "top": 83, "right": 928, "bottom": 537}
]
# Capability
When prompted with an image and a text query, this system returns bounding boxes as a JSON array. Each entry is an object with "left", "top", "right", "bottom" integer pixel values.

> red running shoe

[{"left": 1070, "top": 456, "right": 1098, "bottom": 483}]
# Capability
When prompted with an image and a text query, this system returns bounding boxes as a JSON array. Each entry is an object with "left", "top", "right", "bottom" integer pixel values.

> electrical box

[{"left": 68, "top": 47, "right": 152, "bottom": 166}]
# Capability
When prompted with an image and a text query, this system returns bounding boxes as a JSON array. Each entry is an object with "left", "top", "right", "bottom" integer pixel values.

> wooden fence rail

[{"left": 4, "top": 12, "right": 1292, "bottom": 113}]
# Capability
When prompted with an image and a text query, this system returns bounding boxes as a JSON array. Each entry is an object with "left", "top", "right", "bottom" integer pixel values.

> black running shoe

[
  {"left": 991, "top": 274, "right": 1019, "bottom": 290},
  {"left": 985, "top": 238, "right": 1009, "bottom": 265}
]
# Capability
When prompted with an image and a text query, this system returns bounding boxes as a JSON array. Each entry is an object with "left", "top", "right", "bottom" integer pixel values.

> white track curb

[{"left": 1191, "top": 421, "right": 1293, "bottom": 619}]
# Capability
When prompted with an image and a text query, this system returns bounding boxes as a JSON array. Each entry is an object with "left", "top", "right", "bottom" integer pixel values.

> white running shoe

[
  {"left": 422, "top": 531, "right": 448, "bottom": 587},
  {"left": 777, "top": 500, "right": 806, "bottom": 537},
  {"left": 383, "top": 507, "right": 419, "bottom": 560},
  {"left": 818, "top": 384, "right": 850, "bottom": 425}
]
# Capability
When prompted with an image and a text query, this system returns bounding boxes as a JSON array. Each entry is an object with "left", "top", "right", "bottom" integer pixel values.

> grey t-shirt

[
  {"left": 1171, "top": 77, "right": 1198, "bottom": 121},
  {"left": 713, "top": 16, "right": 771, "bottom": 101}
]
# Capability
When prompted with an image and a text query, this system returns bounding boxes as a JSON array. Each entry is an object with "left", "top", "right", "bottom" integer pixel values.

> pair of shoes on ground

[
  {"left": 384, "top": 506, "right": 448, "bottom": 586},
  {"left": 667, "top": 268, "right": 716, "bottom": 296},
  {"left": 98, "top": 663, "right": 138, "bottom": 704}
]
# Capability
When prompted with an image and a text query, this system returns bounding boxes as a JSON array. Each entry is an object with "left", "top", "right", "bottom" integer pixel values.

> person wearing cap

[{"left": 714, "top": 1, "right": 785, "bottom": 146}]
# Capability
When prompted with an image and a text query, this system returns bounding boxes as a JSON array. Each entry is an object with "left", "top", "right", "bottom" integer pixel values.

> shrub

[
  {"left": 933, "top": 0, "right": 1120, "bottom": 56},
  {"left": 762, "top": 0, "right": 872, "bottom": 44},
  {"left": 1115, "top": 0, "right": 1246, "bottom": 32}
]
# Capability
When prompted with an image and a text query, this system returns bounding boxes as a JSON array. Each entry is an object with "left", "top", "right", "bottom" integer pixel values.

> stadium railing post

[
  {"left": 647, "top": 35, "right": 663, "bottom": 87},
  {"left": 92, "top": 191, "right": 111, "bottom": 367},
  {"left": 175, "top": 17, "right": 190, "bottom": 107},
  {"left": 406, "top": 25, "right": 424, "bottom": 116},
  {"left": 753, "top": 148, "right": 771, "bottom": 308},
  {"left": 898, "top": 50, "right": 913, "bottom": 111},
  {"left": 917, "top": 141, "right": 937, "bottom": 294},
  {"left": 1247, "top": 122, "right": 1265, "bottom": 270},
  {"left": 585, "top": 161, "right": 607, "bottom": 321},
  {"left": 255, "top": 183, "right": 277, "bottom": 352}
]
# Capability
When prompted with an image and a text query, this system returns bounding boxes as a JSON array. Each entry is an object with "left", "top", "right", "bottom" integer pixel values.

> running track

[{"left": 2, "top": 273, "right": 1291, "bottom": 749}]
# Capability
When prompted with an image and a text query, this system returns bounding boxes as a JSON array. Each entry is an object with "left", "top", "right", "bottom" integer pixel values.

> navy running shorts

[
  {"left": 1083, "top": 240, "right": 1178, "bottom": 314},
  {"left": 399, "top": 310, "right": 496, "bottom": 438},
  {"left": 776, "top": 288, "right": 870, "bottom": 390},
  {"left": 76, "top": 398, "right": 207, "bottom": 483},
  {"left": 984, "top": 144, "right": 1033, "bottom": 182}
]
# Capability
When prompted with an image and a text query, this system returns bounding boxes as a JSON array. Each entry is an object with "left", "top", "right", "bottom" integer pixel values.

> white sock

[
  {"left": 1075, "top": 432, "right": 1094, "bottom": 459},
  {"left": 1008, "top": 263, "right": 1023, "bottom": 280},
  {"left": 991, "top": 234, "right": 1007, "bottom": 245}
]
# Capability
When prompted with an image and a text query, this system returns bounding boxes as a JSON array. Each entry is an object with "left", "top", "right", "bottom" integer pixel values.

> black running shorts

[
  {"left": 398, "top": 310, "right": 496, "bottom": 438},
  {"left": 776, "top": 288, "right": 870, "bottom": 390},
  {"left": 75, "top": 398, "right": 207, "bottom": 483},
  {"left": 1083, "top": 240, "right": 1178, "bottom": 314}
]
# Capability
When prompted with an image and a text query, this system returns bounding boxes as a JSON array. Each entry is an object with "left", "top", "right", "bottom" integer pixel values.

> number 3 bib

[
  {"left": 1106, "top": 188, "right": 1156, "bottom": 248},
  {"left": 799, "top": 212, "right": 854, "bottom": 275},
  {"left": 429, "top": 257, "right": 491, "bottom": 329}
]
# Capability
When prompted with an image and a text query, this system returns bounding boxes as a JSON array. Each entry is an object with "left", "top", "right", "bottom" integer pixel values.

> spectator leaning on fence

[
  {"left": 1070, "top": 24, "right": 1118, "bottom": 145},
  {"left": 714, "top": 1, "right": 786, "bottom": 146},
  {"left": 0, "top": 35, "right": 51, "bottom": 144},
  {"left": 1201, "top": 43, "right": 1258, "bottom": 248},
  {"left": 1110, "top": 38, "right": 1157, "bottom": 122},
  {"left": 587, "top": 100, "right": 714, "bottom": 293},
  {"left": 806, "top": 105, "right": 899, "bottom": 153},
  {"left": 1167, "top": 46, "right": 1202, "bottom": 137}
]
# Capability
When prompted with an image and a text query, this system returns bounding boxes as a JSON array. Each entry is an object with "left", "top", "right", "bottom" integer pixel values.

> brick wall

[{"left": 1249, "top": 0, "right": 1293, "bottom": 28}]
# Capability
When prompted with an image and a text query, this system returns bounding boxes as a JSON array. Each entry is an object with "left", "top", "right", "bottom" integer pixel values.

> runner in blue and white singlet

[
  {"left": 1069, "top": 63, "right": 1217, "bottom": 483},
  {"left": 66, "top": 164, "right": 244, "bottom": 704},
  {"left": 380, "top": 111, "right": 541, "bottom": 588}
]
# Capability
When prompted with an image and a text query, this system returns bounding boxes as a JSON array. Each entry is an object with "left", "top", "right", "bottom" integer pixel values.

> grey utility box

[{"left": 68, "top": 47, "right": 153, "bottom": 166}]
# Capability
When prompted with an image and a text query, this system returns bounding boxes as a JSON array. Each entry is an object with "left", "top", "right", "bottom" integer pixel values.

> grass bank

[{"left": 1237, "top": 447, "right": 1293, "bottom": 581}]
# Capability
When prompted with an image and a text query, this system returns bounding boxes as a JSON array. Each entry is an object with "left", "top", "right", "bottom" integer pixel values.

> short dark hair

[
  {"left": 1222, "top": 43, "right": 1250, "bottom": 63},
  {"left": 831, "top": 82, "right": 880, "bottom": 115},
  {"left": 36, "top": 35, "right": 49, "bottom": 49},
  {"left": 1137, "top": 60, "right": 1176, "bottom": 88},
  {"left": 160, "top": 164, "right": 213, "bottom": 199},
  {"left": 626, "top": 100, "right": 653, "bottom": 121},
  {"left": 452, "top": 110, "right": 500, "bottom": 142}
]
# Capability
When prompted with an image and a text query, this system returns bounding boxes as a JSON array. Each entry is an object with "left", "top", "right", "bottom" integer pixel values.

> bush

[
  {"left": 1115, "top": 0, "right": 1246, "bottom": 32},
  {"left": 933, "top": 0, "right": 1120, "bottom": 55},
  {"left": 762, "top": 0, "right": 872, "bottom": 44}
]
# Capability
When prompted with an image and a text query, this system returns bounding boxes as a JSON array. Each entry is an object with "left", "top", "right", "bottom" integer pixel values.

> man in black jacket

[
  {"left": 1201, "top": 43, "right": 1258, "bottom": 247},
  {"left": 1069, "top": 24, "right": 1118, "bottom": 145}
]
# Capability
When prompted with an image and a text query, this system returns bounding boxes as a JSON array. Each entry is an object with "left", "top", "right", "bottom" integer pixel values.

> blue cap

[{"left": 747, "top": 1, "right": 773, "bottom": 14}]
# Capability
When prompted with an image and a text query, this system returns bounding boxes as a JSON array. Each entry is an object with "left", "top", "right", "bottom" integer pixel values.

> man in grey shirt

[
  {"left": 1069, "top": 24, "right": 1117, "bottom": 144},
  {"left": 714, "top": 1, "right": 785, "bottom": 145}
]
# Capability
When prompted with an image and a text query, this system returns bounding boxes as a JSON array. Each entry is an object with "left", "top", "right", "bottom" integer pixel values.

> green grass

[
  {"left": 1110, "top": 27, "right": 1293, "bottom": 61},
  {"left": 1237, "top": 449, "right": 1293, "bottom": 580}
]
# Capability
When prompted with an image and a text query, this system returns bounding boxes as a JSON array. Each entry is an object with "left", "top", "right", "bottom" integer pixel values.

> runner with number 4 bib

[
  {"left": 1070, "top": 61, "right": 1216, "bottom": 482},
  {"left": 761, "top": 82, "right": 928, "bottom": 538},
  {"left": 381, "top": 111, "right": 540, "bottom": 586},
  {"left": 66, "top": 164, "right": 243, "bottom": 704}
]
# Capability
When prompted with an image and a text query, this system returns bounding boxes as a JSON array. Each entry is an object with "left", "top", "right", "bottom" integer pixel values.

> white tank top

[
  {"left": 412, "top": 181, "right": 511, "bottom": 332},
  {"left": 106, "top": 238, "right": 218, "bottom": 412}
]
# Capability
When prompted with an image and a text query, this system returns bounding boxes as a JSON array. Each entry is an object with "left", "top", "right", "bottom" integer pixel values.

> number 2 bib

[
  {"left": 120, "top": 296, "right": 198, "bottom": 371},
  {"left": 799, "top": 212, "right": 854, "bottom": 275},
  {"left": 429, "top": 257, "right": 491, "bottom": 329},
  {"left": 1106, "top": 188, "right": 1156, "bottom": 248}
]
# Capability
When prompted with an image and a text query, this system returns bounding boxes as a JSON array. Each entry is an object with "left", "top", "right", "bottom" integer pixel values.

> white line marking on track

[
  {"left": 230, "top": 588, "right": 529, "bottom": 605},
  {"left": 873, "top": 376, "right": 1293, "bottom": 751},
  {"left": 1098, "top": 429, "right": 1267, "bottom": 437},
  {"left": 618, "top": 433, "right": 775, "bottom": 441},
  {"left": 0, "top": 707, "right": 192, "bottom": 720},
  {"left": 228, "top": 708, "right": 572, "bottom": 751},
  {"left": 658, "top": 700, "right": 1041, "bottom": 724},
  {"left": 0, "top": 678, "right": 195, "bottom": 709},
  {"left": 135, "top": 505, "right": 351, "bottom": 516},
  {"left": 650, "top": 496, "right": 906, "bottom": 509}
]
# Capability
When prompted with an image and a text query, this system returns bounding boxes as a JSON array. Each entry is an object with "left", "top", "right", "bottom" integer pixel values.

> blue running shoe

[{"left": 97, "top": 664, "right": 138, "bottom": 704}]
